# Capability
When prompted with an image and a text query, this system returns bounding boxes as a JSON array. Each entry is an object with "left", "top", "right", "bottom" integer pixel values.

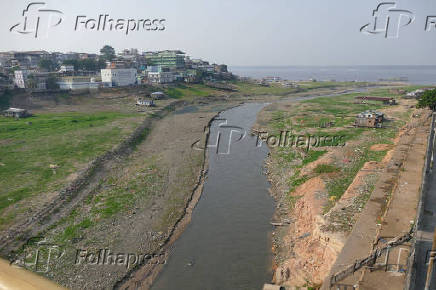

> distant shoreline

[{"left": 230, "top": 65, "right": 436, "bottom": 85}]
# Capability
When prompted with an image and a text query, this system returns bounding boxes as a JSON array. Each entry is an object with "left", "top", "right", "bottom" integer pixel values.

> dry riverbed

[{"left": 0, "top": 82, "right": 386, "bottom": 289}]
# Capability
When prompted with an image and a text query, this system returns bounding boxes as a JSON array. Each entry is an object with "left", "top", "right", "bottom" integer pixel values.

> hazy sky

[{"left": 1, "top": 0, "right": 435, "bottom": 66}]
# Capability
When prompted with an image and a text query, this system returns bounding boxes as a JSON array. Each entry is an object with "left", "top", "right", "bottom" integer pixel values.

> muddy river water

[{"left": 152, "top": 103, "right": 275, "bottom": 290}]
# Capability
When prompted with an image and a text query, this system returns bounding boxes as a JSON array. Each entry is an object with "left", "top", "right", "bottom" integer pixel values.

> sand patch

[{"left": 370, "top": 144, "right": 392, "bottom": 151}]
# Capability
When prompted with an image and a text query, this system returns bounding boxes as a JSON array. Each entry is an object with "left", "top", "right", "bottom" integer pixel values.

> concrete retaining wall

[{"left": 405, "top": 112, "right": 436, "bottom": 290}]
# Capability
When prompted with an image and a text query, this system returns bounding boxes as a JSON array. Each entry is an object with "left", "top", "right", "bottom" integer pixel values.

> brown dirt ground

[{"left": 258, "top": 96, "right": 431, "bottom": 288}]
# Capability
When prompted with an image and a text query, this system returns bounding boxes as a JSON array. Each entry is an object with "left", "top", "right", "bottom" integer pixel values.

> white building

[
  {"left": 57, "top": 77, "right": 100, "bottom": 90},
  {"left": 147, "top": 71, "right": 174, "bottom": 84},
  {"left": 14, "top": 70, "right": 47, "bottom": 90},
  {"left": 101, "top": 68, "right": 137, "bottom": 87},
  {"left": 14, "top": 70, "right": 30, "bottom": 88},
  {"left": 151, "top": 92, "right": 165, "bottom": 99},
  {"left": 59, "top": 65, "right": 74, "bottom": 73},
  {"left": 136, "top": 98, "right": 154, "bottom": 106}
]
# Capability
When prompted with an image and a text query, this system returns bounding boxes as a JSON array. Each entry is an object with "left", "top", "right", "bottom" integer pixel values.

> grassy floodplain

[{"left": 0, "top": 112, "right": 143, "bottom": 228}]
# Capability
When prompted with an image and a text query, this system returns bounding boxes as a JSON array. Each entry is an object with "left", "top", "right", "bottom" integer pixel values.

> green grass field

[{"left": 0, "top": 111, "right": 143, "bottom": 226}]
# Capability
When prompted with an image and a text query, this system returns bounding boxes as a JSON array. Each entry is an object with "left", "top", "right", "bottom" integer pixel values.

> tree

[
  {"left": 63, "top": 59, "right": 105, "bottom": 72},
  {"left": 46, "top": 76, "right": 59, "bottom": 90},
  {"left": 63, "top": 59, "right": 79, "bottom": 71},
  {"left": 100, "top": 45, "right": 116, "bottom": 62},
  {"left": 39, "top": 59, "right": 57, "bottom": 72},
  {"left": 80, "top": 59, "right": 97, "bottom": 71},
  {"left": 417, "top": 89, "right": 436, "bottom": 111},
  {"left": 98, "top": 58, "right": 107, "bottom": 69},
  {"left": 26, "top": 74, "right": 37, "bottom": 89}
]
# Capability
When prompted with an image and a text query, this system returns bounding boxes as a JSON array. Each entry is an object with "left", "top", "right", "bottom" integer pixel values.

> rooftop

[{"left": 5, "top": 108, "right": 27, "bottom": 113}]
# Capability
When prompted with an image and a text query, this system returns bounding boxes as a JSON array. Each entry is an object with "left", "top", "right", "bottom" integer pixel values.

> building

[
  {"left": 3, "top": 108, "right": 30, "bottom": 118},
  {"left": 355, "top": 110, "right": 384, "bottom": 128},
  {"left": 14, "top": 70, "right": 30, "bottom": 88},
  {"left": 121, "top": 48, "right": 138, "bottom": 55},
  {"left": 11, "top": 51, "right": 50, "bottom": 68},
  {"left": 189, "top": 59, "right": 209, "bottom": 69},
  {"left": 59, "top": 65, "right": 75, "bottom": 73},
  {"left": 144, "top": 50, "right": 185, "bottom": 69},
  {"left": 106, "top": 60, "right": 132, "bottom": 69},
  {"left": 14, "top": 70, "right": 48, "bottom": 90},
  {"left": 214, "top": 64, "right": 228, "bottom": 73},
  {"left": 136, "top": 98, "right": 155, "bottom": 107},
  {"left": 57, "top": 77, "right": 100, "bottom": 90},
  {"left": 151, "top": 92, "right": 165, "bottom": 99},
  {"left": 146, "top": 65, "right": 163, "bottom": 73},
  {"left": 0, "top": 74, "right": 13, "bottom": 91},
  {"left": 355, "top": 96, "right": 396, "bottom": 105},
  {"left": 101, "top": 68, "right": 137, "bottom": 87},
  {"left": 78, "top": 53, "right": 98, "bottom": 60},
  {"left": 147, "top": 71, "right": 174, "bottom": 84},
  {"left": 405, "top": 89, "right": 426, "bottom": 99}
]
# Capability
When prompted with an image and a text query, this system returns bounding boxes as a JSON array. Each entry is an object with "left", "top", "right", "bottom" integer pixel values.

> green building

[{"left": 144, "top": 50, "right": 185, "bottom": 69}]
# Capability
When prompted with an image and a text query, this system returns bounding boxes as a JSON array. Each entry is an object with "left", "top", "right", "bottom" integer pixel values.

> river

[{"left": 151, "top": 103, "right": 275, "bottom": 290}]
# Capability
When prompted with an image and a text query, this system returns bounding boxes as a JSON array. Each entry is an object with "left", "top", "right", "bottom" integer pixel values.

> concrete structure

[
  {"left": 355, "top": 110, "right": 384, "bottom": 128},
  {"left": 146, "top": 65, "right": 163, "bottom": 73},
  {"left": 14, "top": 70, "right": 47, "bottom": 90},
  {"left": 59, "top": 65, "right": 74, "bottom": 73},
  {"left": 189, "top": 58, "right": 209, "bottom": 69},
  {"left": 101, "top": 68, "right": 137, "bottom": 87},
  {"left": 410, "top": 114, "right": 436, "bottom": 290},
  {"left": 14, "top": 70, "right": 30, "bottom": 88},
  {"left": 57, "top": 77, "right": 100, "bottom": 90},
  {"left": 136, "top": 98, "right": 154, "bottom": 106},
  {"left": 9, "top": 51, "right": 50, "bottom": 68},
  {"left": 144, "top": 50, "right": 185, "bottom": 69},
  {"left": 3, "top": 108, "right": 30, "bottom": 118},
  {"left": 147, "top": 71, "right": 174, "bottom": 84},
  {"left": 151, "top": 92, "right": 165, "bottom": 99}
]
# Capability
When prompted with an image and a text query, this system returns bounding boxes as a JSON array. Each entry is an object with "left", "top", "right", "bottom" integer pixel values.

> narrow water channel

[{"left": 152, "top": 103, "right": 275, "bottom": 290}]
